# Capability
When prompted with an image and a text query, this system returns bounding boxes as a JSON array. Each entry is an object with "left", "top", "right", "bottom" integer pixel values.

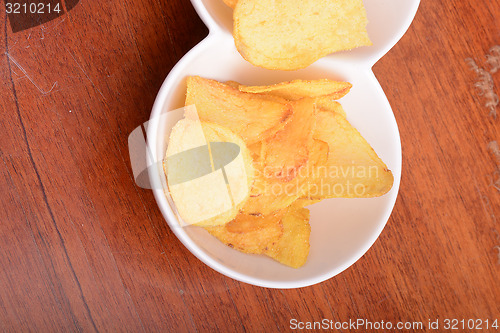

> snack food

[
  {"left": 165, "top": 118, "right": 254, "bottom": 227},
  {"left": 186, "top": 76, "right": 292, "bottom": 144},
  {"left": 231, "top": 0, "right": 372, "bottom": 70},
  {"left": 165, "top": 76, "right": 393, "bottom": 267},
  {"left": 238, "top": 79, "right": 352, "bottom": 101},
  {"left": 302, "top": 109, "right": 394, "bottom": 199},
  {"left": 261, "top": 97, "right": 316, "bottom": 182},
  {"left": 204, "top": 210, "right": 285, "bottom": 254},
  {"left": 222, "top": 0, "right": 237, "bottom": 9},
  {"left": 264, "top": 204, "right": 311, "bottom": 269}
]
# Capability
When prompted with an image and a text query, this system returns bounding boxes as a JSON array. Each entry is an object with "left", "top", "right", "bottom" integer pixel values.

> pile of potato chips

[
  {"left": 164, "top": 76, "right": 393, "bottom": 268},
  {"left": 224, "top": 0, "right": 372, "bottom": 70}
]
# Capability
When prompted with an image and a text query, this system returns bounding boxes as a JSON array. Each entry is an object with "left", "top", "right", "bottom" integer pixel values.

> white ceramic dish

[{"left": 147, "top": 0, "right": 420, "bottom": 288}]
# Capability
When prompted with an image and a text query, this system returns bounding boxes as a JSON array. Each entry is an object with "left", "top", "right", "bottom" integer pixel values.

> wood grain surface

[{"left": 0, "top": 0, "right": 499, "bottom": 331}]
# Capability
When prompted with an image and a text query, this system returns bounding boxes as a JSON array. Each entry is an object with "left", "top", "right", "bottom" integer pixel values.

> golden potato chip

[
  {"left": 296, "top": 139, "right": 330, "bottom": 174},
  {"left": 204, "top": 122, "right": 255, "bottom": 211},
  {"left": 292, "top": 198, "right": 322, "bottom": 208},
  {"left": 222, "top": 0, "right": 237, "bottom": 9},
  {"left": 165, "top": 119, "right": 254, "bottom": 227},
  {"left": 226, "top": 210, "right": 285, "bottom": 233},
  {"left": 233, "top": 0, "right": 371, "bottom": 70},
  {"left": 310, "top": 139, "right": 329, "bottom": 167},
  {"left": 261, "top": 98, "right": 315, "bottom": 182},
  {"left": 224, "top": 80, "right": 240, "bottom": 89},
  {"left": 265, "top": 206, "right": 311, "bottom": 268},
  {"left": 239, "top": 79, "right": 352, "bottom": 101},
  {"left": 247, "top": 142, "right": 264, "bottom": 197},
  {"left": 204, "top": 211, "right": 284, "bottom": 254},
  {"left": 243, "top": 138, "right": 326, "bottom": 215},
  {"left": 242, "top": 164, "right": 301, "bottom": 215},
  {"left": 299, "top": 139, "right": 330, "bottom": 197},
  {"left": 247, "top": 141, "right": 262, "bottom": 160},
  {"left": 185, "top": 76, "right": 292, "bottom": 144},
  {"left": 168, "top": 75, "right": 395, "bottom": 268},
  {"left": 314, "top": 97, "right": 347, "bottom": 117},
  {"left": 302, "top": 111, "right": 394, "bottom": 199}
]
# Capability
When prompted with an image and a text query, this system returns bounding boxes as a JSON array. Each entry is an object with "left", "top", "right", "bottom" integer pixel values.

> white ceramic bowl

[{"left": 147, "top": 0, "right": 420, "bottom": 288}]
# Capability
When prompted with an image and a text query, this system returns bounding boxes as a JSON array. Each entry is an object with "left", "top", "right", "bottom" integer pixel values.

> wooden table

[{"left": 1, "top": 0, "right": 499, "bottom": 331}]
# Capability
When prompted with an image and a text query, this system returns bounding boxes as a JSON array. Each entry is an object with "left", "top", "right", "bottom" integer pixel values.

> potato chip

[
  {"left": 264, "top": 206, "right": 311, "bottom": 268},
  {"left": 166, "top": 75, "right": 394, "bottom": 268},
  {"left": 241, "top": 163, "right": 301, "bottom": 215},
  {"left": 165, "top": 119, "right": 254, "bottom": 227},
  {"left": 310, "top": 139, "right": 329, "bottom": 167},
  {"left": 226, "top": 210, "right": 285, "bottom": 233},
  {"left": 239, "top": 79, "right": 352, "bottom": 101},
  {"left": 261, "top": 98, "right": 315, "bottom": 182},
  {"left": 314, "top": 97, "right": 347, "bottom": 117},
  {"left": 247, "top": 141, "right": 262, "bottom": 160},
  {"left": 292, "top": 198, "right": 322, "bottom": 208},
  {"left": 233, "top": 0, "right": 371, "bottom": 70},
  {"left": 185, "top": 76, "right": 292, "bottom": 144},
  {"left": 224, "top": 80, "right": 240, "bottom": 89},
  {"left": 299, "top": 139, "right": 330, "bottom": 199},
  {"left": 302, "top": 110, "right": 394, "bottom": 199},
  {"left": 204, "top": 211, "right": 284, "bottom": 254},
  {"left": 242, "top": 138, "right": 327, "bottom": 215},
  {"left": 222, "top": 0, "right": 237, "bottom": 9}
]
